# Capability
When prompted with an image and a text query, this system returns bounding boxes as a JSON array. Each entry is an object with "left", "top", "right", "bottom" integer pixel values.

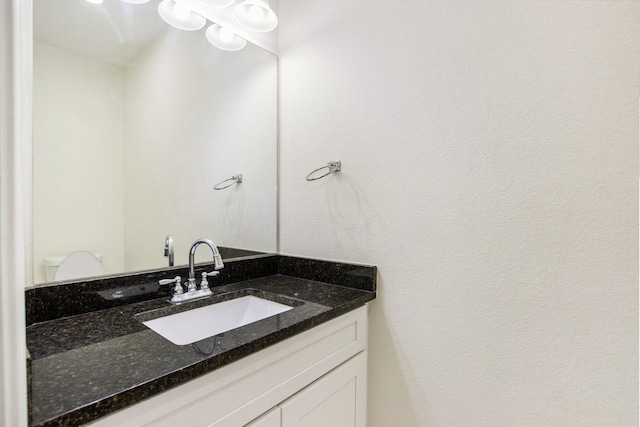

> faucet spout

[
  {"left": 159, "top": 238, "right": 224, "bottom": 304},
  {"left": 188, "top": 238, "right": 224, "bottom": 285},
  {"left": 164, "top": 235, "right": 174, "bottom": 267}
]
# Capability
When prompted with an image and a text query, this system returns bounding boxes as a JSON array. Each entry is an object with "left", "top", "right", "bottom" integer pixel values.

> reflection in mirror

[{"left": 32, "top": 0, "right": 277, "bottom": 284}]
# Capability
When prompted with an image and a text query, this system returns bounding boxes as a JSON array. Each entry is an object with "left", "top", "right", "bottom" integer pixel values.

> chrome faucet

[
  {"left": 159, "top": 238, "right": 224, "bottom": 304},
  {"left": 164, "top": 235, "right": 174, "bottom": 267},
  {"left": 187, "top": 238, "right": 224, "bottom": 291}
]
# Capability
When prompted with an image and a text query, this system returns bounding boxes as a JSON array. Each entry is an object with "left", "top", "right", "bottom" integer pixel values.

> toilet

[{"left": 43, "top": 251, "right": 104, "bottom": 282}]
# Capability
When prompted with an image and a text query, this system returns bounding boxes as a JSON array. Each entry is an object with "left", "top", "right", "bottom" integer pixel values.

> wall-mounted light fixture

[
  {"left": 205, "top": 24, "right": 247, "bottom": 51},
  {"left": 158, "top": 0, "right": 206, "bottom": 31},
  {"left": 233, "top": 0, "right": 277, "bottom": 32},
  {"left": 194, "top": 0, "right": 235, "bottom": 8},
  {"left": 89, "top": 0, "right": 277, "bottom": 51}
]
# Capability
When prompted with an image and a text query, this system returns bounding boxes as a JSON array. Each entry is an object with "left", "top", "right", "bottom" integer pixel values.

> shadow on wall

[
  {"left": 367, "top": 296, "right": 438, "bottom": 427},
  {"left": 307, "top": 170, "right": 385, "bottom": 259}
]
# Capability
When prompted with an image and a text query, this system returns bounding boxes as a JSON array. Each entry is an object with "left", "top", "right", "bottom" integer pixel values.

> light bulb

[
  {"left": 233, "top": 0, "right": 277, "bottom": 32},
  {"left": 247, "top": 5, "right": 265, "bottom": 23},
  {"left": 219, "top": 27, "right": 235, "bottom": 43},
  {"left": 173, "top": 1, "right": 192, "bottom": 20},
  {"left": 158, "top": 0, "right": 205, "bottom": 31},
  {"left": 206, "top": 24, "right": 247, "bottom": 51}
]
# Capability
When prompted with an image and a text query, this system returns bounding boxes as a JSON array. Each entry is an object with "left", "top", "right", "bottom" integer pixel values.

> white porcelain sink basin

[{"left": 143, "top": 295, "right": 293, "bottom": 345}]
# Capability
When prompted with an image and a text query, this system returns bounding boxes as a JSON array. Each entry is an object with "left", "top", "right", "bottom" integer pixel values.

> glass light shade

[
  {"left": 233, "top": 0, "right": 277, "bottom": 32},
  {"left": 173, "top": 2, "right": 192, "bottom": 19},
  {"left": 246, "top": 5, "right": 265, "bottom": 22},
  {"left": 158, "top": 0, "right": 206, "bottom": 31},
  {"left": 121, "top": 0, "right": 150, "bottom": 4},
  {"left": 205, "top": 24, "right": 247, "bottom": 51},
  {"left": 86, "top": 0, "right": 103, "bottom": 4},
  {"left": 193, "top": 0, "right": 236, "bottom": 8}
]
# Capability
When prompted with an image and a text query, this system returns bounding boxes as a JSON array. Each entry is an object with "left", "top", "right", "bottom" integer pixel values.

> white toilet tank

[{"left": 43, "top": 251, "right": 104, "bottom": 282}]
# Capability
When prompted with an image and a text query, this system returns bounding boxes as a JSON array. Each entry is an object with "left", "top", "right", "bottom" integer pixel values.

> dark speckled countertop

[{"left": 26, "top": 255, "right": 376, "bottom": 426}]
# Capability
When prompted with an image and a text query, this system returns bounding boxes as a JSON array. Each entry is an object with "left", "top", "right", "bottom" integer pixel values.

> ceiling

[{"left": 33, "top": 0, "right": 168, "bottom": 68}]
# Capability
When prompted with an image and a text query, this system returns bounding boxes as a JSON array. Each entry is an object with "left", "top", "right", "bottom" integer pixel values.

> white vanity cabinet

[
  {"left": 279, "top": 351, "right": 366, "bottom": 427},
  {"left": 245, "top": 407, "right": 281, "bottom": 427},
  {"left": 87, "top": 306, "right": 368, "bottom": 427},
  {"left": 245, "top": 351, "right": 367, "bottom": 427}
]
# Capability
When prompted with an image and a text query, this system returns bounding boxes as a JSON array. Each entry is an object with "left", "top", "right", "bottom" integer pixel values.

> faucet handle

[
  {"left": 159, "top": 276, "right": 183, "bottom": 295},
  {"left": 200, "top": 271, "right": 219, "bottom": 290}
]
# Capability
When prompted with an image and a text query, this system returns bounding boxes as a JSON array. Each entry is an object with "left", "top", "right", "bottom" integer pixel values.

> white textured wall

[
  {"left": 33, "top": 42, "right": 125, "bottom": 283},
  {"left": 123, "top": 30, "right": 277, "bottom": 270},
  {"left": 278, "top": 1, "right": 639, "bottom": 426}
]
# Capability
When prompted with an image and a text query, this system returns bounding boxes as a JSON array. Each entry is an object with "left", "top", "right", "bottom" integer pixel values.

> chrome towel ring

[
  {"left": 214, "top": 174, "right": 243, "bottom": 190},
  {"left": 306, "top": 161, "right": 341, "bottom": 181}
]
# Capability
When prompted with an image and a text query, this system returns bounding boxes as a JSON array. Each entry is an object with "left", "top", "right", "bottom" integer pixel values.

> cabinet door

[
  {"left": 280, "top": 352, "right": 367, "bottom": 427},
  {"left": 245, "top": 407, "right": 281, "bottom": 427}
]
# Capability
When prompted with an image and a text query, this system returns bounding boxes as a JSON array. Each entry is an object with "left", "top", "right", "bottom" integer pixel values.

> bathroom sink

[{"left": 142, "top": 295, "right": 293, "bottom": 345}]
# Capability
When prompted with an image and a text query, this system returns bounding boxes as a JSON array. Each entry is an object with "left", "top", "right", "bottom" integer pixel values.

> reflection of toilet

[{"left": 43, "top": 251, "right": 104, "bottom": 282}]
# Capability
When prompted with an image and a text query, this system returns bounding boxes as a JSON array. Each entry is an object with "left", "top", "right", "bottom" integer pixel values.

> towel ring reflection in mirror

[
  {"left": 306, "top": 161, "right": 341, "bottom": 181},
  {"left": 214, "top": 174, "right": 243, "bottom": 190}
]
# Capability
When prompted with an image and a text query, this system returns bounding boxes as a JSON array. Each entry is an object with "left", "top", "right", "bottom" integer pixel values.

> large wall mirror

[{"left": 32, "top": 0, "right": 278, "bottom": 284}]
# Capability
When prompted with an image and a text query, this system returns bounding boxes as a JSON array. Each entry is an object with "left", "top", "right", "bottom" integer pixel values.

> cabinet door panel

[
  {"left": 280, "top": 352, "right": 367, "bottom": 427},
  {"left": 245, "top": 407, "right": 281, "bottom": 427}
]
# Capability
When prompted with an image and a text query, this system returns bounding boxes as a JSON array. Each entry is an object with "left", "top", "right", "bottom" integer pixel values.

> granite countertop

[{"left": 26, "top": 256, "right": 376, "bottom": 427}]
